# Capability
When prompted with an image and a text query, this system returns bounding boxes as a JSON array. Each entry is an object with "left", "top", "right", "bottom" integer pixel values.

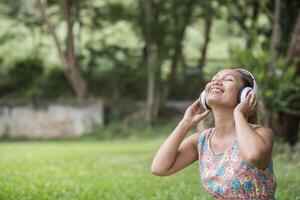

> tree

[
  {"left": 285, "top": 11, "right": 300, "bottom": 69},
  {"left": 278, "top": 10, "right": 300, "bottom": 145},
  {"left": 138, "top": 0, "right": 198, "bottom": 123},
  {"left": 191, "top": 1, "right": 218, "bottom": 95},
  {"left": 36, "top": 0, "right": 88, "bottom": 101},
  {"left": 138, "top": 0, "right": 158, "bottom": 123},
  {"left": 227, "top": 0, "right": 264, "bottom": 49},
  {"left": 161, "top": 0, "right": 196, "bottom": 111}
]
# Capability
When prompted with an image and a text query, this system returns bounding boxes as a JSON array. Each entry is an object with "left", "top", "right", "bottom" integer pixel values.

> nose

[{"left": 212, "top": 79, "right": 222, "bottom": 86}]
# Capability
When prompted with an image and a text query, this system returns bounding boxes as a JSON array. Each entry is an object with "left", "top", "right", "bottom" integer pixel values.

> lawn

[{"left": 0, "top": 137, "right": 299, "bottom": 200}]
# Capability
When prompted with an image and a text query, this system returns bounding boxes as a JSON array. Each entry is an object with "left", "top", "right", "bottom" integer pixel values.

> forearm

[
  {"left": 234, "top": 111, "right": 268, "bottom": 162},
  {"left": 151, "top": 119, "right": 190, "bottom": 172}
]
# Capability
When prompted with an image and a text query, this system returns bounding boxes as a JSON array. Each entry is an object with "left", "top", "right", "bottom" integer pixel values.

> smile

[{"left": 210, "top": 87, "right": 224, "bottom": 94}]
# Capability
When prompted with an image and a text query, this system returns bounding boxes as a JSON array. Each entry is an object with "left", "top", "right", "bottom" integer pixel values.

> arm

[
  {"left": 234, "top": 92, "right": 274, "bottom": 169},
  {"left": 151, "top": 100, "right": 210, "bottom": 176}
]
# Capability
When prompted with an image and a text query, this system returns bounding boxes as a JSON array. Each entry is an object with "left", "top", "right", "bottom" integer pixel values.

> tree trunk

[
  {"left": 278, "top": 112, "right": 299, "bottom": 145},
  {"left": 37, "top": 0, "right": 88, "bottom": 101},
  {"left": 161, "top": 0, "right": 194, "bottom": 108},
  {"left": 269, "top": 0, "right": 281, "bottom": 75},
  {"left": 139, "top": 0, "right": 160, "bottom": 123},
  {"left": 194, "top": 14, "right": 213, "bottom": 92},
  {"left": 145, "top": 44, "right": 159, "bottom": 123},
  {"left": 197, "top": 14, "right": 213, "bottom": 74},
  {"left": 278, "top": 10, "right": 300, "bottom": 145},
  {"left": 285, "top": 10, "right": 300, "bottom": 69},
  {"left": 61, "top": 0, "right": 88, "bottom": 100},
  {"left": 271, "top": 10, "right": 300, "bottom": 145}
]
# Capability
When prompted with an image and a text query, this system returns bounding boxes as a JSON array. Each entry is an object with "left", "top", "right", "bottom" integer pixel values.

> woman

[{"left": 151, "top": 68, "right": 277, "bottom": 199}]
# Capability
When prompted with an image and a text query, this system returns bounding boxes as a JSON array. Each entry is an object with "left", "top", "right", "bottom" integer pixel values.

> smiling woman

[{"left": 151, "top": 68, "right": 277, "bottom": 199}]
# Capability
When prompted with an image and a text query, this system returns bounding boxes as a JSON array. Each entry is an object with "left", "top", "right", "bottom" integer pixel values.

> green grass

[{"left": 0, "top": 138, "right": 299, "bottom": 200}]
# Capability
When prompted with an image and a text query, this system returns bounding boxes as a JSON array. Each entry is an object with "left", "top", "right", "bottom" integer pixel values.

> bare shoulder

[{"left": 190, "top": 128, "right": 212, "bottom": 149}]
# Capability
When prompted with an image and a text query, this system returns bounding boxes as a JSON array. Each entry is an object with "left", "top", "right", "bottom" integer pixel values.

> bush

[
  {"left": 0, "top": 57, "right": 44, "bottom": 98},
  {"left": 85, "top": 120, "right": 179, "bottom": 140}
]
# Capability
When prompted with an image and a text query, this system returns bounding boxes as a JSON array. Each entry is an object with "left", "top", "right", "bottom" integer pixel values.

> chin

[
  {"left": 207, "top": 98, "right": 235, "bottom": 109},
  {"left": 206, "top": 95, "right": 223, "bottom": 103}
]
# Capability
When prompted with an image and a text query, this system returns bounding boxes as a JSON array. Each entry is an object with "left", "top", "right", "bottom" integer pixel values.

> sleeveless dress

[{"left": 197, "top": 125, "right": 277, "bottom": 199}]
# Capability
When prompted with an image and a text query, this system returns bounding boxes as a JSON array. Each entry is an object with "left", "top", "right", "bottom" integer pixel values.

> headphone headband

[{"left": 234, "top": 68, "right": 258, "bottom": 95}]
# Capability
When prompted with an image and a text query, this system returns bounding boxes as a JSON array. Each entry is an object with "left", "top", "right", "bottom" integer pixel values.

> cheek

[
  {"left": 204, "top": 83, "right": 212, "bottom": 92},
  {"left": 226, "top": 85, "right": 241, "bottom": 102},
  {"left": 229, "top": 86, "right": 240, "bottom": 96}
]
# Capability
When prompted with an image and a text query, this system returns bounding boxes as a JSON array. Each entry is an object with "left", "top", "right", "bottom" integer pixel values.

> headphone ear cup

[
  {"left": 199, "top": 90, "right": 209, "bottom": 110},
  {"left": 237, "top": 88, "right": 243, "bottom": 103},
  {"left": 239, "top": 87, "right": 253, "bottom": 102}
]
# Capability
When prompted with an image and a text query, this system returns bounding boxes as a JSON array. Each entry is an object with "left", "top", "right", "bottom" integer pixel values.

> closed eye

[{"left": 210, "top": 76, "right": 216, "bottom": 81}]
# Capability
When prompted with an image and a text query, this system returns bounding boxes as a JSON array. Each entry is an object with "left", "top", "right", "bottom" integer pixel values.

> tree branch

[{"left": 36, "top": 0, "right": 67, "bottom": 67}]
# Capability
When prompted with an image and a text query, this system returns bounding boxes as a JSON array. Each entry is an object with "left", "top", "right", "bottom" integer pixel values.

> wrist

[
  {"left": 234, "top": 110, "right": 245, "bottom": 119},
  {"left": 180, "top": 118, "right": 192, "bottom": 130}
]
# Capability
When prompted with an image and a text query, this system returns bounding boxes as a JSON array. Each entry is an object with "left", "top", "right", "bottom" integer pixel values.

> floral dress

[{"left": 198, "top": 125, "right": 277, "bottom": 199}]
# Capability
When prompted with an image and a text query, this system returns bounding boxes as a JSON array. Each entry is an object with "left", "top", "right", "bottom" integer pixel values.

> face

[{"left": 204, "top": 69, "right": 244, "bottom": 109}]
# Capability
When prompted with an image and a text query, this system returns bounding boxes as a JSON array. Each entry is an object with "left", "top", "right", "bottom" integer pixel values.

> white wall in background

[{"left": 0, "top": 100, "right": 104, "bottom": 139}]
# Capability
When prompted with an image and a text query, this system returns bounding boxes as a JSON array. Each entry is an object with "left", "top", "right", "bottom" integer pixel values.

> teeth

[{"left": 211, "top": 88, "right": 223, "bottom": 94}]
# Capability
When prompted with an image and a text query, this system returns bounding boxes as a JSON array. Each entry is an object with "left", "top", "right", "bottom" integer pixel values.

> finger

[
  {"left": 187, "top": 100, "right": 199, "bottom": 110},
  {"left": 249, "top": 92, "right": 255, "bottom": 105},
  {"left": 254, "top": 96, "right": 258, "bottom": 107},
  {"left": 251, "top": 93, "right": 257, "bottom": 107},
  {"left": 247, "top": 92, "right": 254, "bottom": 105},
  {"left": 192, "top": 99, "right": 200, "bottom": 105},
  {"left": 248, "top": 101, "right": 257, "bottom": 117},
  {"left": 194, "top": 110, "right": 210, "bottom": 122},
  {"left": 245, "top": 92, "right": 252, "bottom": 102},
  {"left": 251, "top": 96, "right": 258, "bottom": 110},
  {"left": 199, "top": 110, "right": 211, "bottom": 118},
  {"left": 191, "top": 99, "right": 200, "bottom": 109},
  {"left": 188, "top": 100, "right": 201, "bottom": 114},
  {"left": 192, "top": 99, "right": 201, "bottom": 111}
]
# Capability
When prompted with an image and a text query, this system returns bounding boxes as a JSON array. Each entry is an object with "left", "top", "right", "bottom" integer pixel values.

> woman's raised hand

[
  {"left": 182, "top": 99, "right": 211, "bottom": 129},
  {"left": 234, "top": 92, "right": 257, "bottom": 118}
]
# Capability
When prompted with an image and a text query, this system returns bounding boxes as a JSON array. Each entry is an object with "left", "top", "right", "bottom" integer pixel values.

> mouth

[{"left": 209, "top": 87, "right": 224, "bottom": 94}]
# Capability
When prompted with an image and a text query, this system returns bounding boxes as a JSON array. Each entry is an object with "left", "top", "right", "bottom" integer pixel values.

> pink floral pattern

[{"left": 198, "top": 126, "right": 277, "bottom": 199}]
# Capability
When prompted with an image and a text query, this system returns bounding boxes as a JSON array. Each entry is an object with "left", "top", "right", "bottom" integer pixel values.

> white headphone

[{"left": 199, "top": 68, "right": 258, "bottom": 110}]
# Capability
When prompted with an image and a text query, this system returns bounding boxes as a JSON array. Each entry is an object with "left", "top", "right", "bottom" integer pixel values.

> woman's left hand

[{"left": 234, "top": 92, "right": 257, "bottom": 118}]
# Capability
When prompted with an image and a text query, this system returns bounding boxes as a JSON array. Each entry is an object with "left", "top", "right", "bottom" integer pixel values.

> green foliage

[
  {"left": 265, "top": 66, "right": 300, "bottom": 115},
  {"left": 230, "top": 48, "right": 300, "bottom": 116},
  {"left": 0, "top": 57, "right": 75, "bottom": 99},
  {"left": 0, "top": 57, "right": 44, "bottom": 98},
  {"left": 0, "top": 0, "right": 280, "bottom": 103},
  {"left": 0, "top": 0, "right": 299, "bottom": 128},
  {"left": 85, "top": 44, "right": 146, "bottom": 100},
  {"left": 40, "top": 67, "right": 74, "bottom": 98},
  {"left": 86, "top": 119, "right": 178, "bottom": 140},
  {"left": 103, "top": 98, "right": 143, "bottom": 122}
]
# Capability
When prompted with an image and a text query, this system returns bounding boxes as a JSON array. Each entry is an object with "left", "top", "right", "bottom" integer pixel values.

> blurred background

[{"left": 0, "top": 0, "right": 299, "bottom": 199}]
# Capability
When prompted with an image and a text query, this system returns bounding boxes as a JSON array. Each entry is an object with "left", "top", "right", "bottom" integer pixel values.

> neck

[{"left": 212, "top": 106, "right": 236, "bottom": 139}]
